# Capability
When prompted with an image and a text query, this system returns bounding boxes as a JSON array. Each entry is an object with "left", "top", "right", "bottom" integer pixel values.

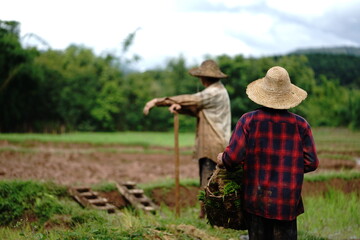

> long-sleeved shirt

[
  {"left": 222, "top": 107, "right": 319, "bottom": 221},
  {"left": 156, "top": 81, "right": 231, "bottom": 162}
]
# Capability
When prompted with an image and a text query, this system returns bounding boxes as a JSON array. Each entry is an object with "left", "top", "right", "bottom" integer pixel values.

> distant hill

[
  {"left": 290, "top": 46, "right": 360, "bottom": 57},
  {"left": 287, "top": 46, "right": 360, "bottom": 87}
]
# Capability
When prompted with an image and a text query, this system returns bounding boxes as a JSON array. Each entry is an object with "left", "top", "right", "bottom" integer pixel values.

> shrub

[{"left": 0, "top": 180, "right": 67, "bottom": 226}]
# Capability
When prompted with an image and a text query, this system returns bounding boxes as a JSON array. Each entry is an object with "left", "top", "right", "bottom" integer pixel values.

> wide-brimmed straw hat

[
  {"left": 189, "top": 60, "right": 227, "bottom": 79},
  {"left": 246, "top": 66, "right": 307, "bottom": 109}
]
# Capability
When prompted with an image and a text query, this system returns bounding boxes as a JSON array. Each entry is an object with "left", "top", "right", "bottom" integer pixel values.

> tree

[{"left": 0, "top": 20, "right": 42, "bottom": 132}]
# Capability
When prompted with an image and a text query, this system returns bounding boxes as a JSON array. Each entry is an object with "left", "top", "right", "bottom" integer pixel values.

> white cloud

[
  {"left": 1, "top": 0, "right": 360, "bottom": 70},
  {"left": 208, "top": 0, "right": 263, "bottom": 8}
]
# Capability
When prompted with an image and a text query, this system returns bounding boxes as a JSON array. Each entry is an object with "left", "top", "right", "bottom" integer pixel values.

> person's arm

[
  {"left": 303, "top": 127, "right": 319, "bottom": 173},
  {"left": 221, "top": 116, "right": 247, "bottom": 170},
  {"left": 143, "top": 98, "right": 159, "bottom": 115},
  {"left": 143, "top": 94, "right": 202, "bottom": 116}
]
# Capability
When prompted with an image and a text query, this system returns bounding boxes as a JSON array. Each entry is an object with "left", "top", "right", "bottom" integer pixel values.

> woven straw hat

[
  {"left": 246, "top": 66, "right": 307, "bottom": 109},
  {"left": 189, "top": 60, "right": 227, "bottom": 79}
]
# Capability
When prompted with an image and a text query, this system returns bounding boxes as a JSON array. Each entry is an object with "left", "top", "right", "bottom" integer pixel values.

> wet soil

[
  {"left": 0, "top": 140, "right": 198, "bottom": 185},
  {"left": 0, "top": 140, "right": 359, "bottom": 208}
]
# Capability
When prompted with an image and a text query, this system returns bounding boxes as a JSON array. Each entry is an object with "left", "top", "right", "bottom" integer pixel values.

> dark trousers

[
  {"left": 199, "top": 158, "right": 216, "bottom": 188},
  {"left": 198, "top": 158, "right": 216, "bottom": 218},
  {"left": 246, "top": 212, "right": 297, "bottom": 240}
]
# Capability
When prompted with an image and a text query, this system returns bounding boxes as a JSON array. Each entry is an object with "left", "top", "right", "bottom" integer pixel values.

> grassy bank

[
  {"left": 0, "top": 180, "right": 242, "bottom": 240},
  {"left": 2, "top": 127, "right": 360, "bottom": 162},
  {"left": 314, "top": 128, "right": 360, "bottom": 159},
  {"left": 0, "top": 179, "right": 359, "bottom": 240},
  {"left": 0, "top": 132, "right": 195, "bottom": 148},
  {"left": 305, "top": 170, "right": 360, "bottom": 181},
  {"left": 1, "top": 127, "right": 360, "bottom": 150},
  {"left": 299, "top": 189, "right": 360, "bottom": 240}
]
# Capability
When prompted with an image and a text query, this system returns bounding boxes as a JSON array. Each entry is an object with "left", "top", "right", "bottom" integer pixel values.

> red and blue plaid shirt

[{"left": 222, "top": 107, "right": 319, "bottom": 221}]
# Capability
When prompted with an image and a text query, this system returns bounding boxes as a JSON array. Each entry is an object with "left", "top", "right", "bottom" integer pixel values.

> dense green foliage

[
  {"left": 1, "top": 20, "right": 360, "bottom": 132},
  {"left": 291, "top": 46, "right": 360, "bottom": 57},
  {"left": 301, "top": 53, "right": 360, "bottom": 87}
]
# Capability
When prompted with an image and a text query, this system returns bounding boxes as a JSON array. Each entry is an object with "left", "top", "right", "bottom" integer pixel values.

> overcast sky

[{"left": 1, "top": 0, "right": 360, "bottom": 70}]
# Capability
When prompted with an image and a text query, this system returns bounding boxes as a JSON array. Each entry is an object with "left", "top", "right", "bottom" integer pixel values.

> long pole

[{"left": 174, "top": 113, "right": 180, "bottom": 217}]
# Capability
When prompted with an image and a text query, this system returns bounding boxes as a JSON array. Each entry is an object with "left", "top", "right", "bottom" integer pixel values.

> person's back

[
  {"left": 195, "top": 80, "right": 231, "bottom": 141},
  {"left": 234, "top": 107, "right": 317, "bottom": 221},
  {"left": 217, "top": 66, "right": 319, "bottom": 240}
]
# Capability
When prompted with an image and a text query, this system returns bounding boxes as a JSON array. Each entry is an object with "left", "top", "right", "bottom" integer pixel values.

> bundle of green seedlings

[{"left": 199, "top": 166, "right": 247, "bottom": 230}]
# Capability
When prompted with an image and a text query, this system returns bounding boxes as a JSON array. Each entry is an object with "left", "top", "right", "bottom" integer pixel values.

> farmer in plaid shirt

[{"left": 217, "top": 66, "right": 319, "bottom": 240}]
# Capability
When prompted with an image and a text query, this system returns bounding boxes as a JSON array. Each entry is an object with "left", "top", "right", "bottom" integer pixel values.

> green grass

[
  {"left": 138, "top": 178, "right": 200, "bottom": 199},
  {"left": 298, "top": 189, "right": 360, "bottom": 240},
  {"left": 314, "top": 127, "right": 360, "bottom": 153},
  {"left": 1, "top": 126, "right": 360, "bottom": 148},
  {"left": 0, "top": 180, "right": 242, "bottom": 240},
  {"left": 0, "top": 144, "right": 193, "bottom": 155},
  {"left": 313, "top": 127, "right": 360, "bottom": 143},
  {"left": 2, "top": 127, "right": 360, "bottom": 164},
  {"left": 0, "top": 132, "right": 195, "bottom": 148},
  {"left": 90, "top": 181, "right": 118, "bottom": 192},
  {"left": 305, "top": 170, "right": 360, "bottom": 182},
  {"left": 0, "top": 180, "right": 68, "bottom": 226},
  {"left": 0, "top": 179, "right": 359, "bottom": 240},
  {"left": 1, "top": 127, "right": 360, "bottom": 154},
  {"left": 317, "top": 153, "right": 356, "bottom": 161},
  {"left": 139, "top": 177, "right": 200, "bottom": 190}
]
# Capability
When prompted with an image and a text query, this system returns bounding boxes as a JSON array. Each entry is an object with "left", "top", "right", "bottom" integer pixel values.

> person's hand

[
  {"left": 168, "top": 103, "right": 181, "bottom": 114},
  {"left": 143, "top": 98, "right": 158, "bottom": 115},
  {"left": 216, "top": 152, "right": 224, "bottom": 167}
]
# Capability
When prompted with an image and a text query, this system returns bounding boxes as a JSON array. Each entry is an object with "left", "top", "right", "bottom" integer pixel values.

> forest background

[{"left": 1, "top": 20, "right": 360, "bottom": 133}]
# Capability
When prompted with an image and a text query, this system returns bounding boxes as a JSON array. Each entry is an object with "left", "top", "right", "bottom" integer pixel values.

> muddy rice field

[{"left": 0, "top": 140, "right": 359, "bottom": 208}]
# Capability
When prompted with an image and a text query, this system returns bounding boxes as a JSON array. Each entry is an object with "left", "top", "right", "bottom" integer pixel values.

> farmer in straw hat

[
  {"left": 143, "top": 59, "right": 231, "bottom": 218},
  {"left": 217, "top": 66, "right": 319, "bottom": 240}
]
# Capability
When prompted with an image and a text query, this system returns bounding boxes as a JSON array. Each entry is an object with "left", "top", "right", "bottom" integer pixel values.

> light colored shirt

[{"left": 156, "top": 81, "right": 231, "bottom": 162}]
